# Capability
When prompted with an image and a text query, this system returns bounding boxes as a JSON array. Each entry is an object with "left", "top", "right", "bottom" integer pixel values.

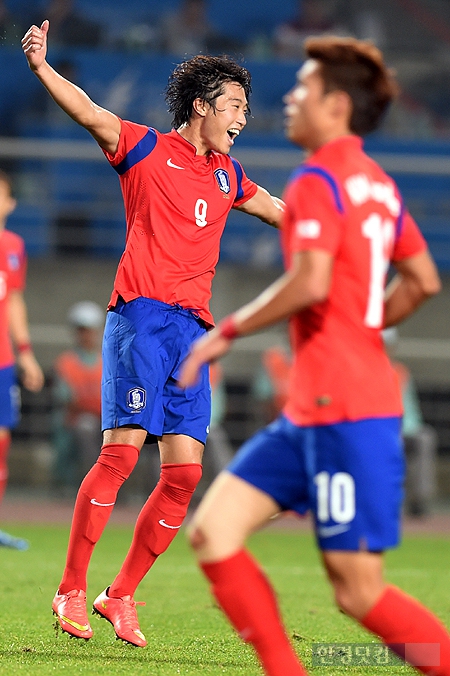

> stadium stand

[{"left": 2, "top": 0, "right": 450, "bottom": 503}]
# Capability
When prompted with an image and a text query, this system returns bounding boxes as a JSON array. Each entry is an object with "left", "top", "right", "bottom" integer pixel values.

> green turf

[{"left": 0, "top": 522, "right": 449, "bottom": 675}]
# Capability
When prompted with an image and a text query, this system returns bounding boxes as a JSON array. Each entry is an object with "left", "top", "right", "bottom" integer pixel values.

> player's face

[
  {"left": 0, "top": 179, "right": 16, "bottom": 227},
  {"left": 283, "top": 60, "right": 332, "bottom": 151},
  {"left": 202, "top": 82, "right": 248, "bottom": 154}
]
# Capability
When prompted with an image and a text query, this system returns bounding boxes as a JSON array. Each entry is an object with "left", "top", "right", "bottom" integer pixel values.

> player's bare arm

[
  {"left": 384, "top": 248, "right": 441, "bottom": 327},
  {"left": 178, "top": 249, "right": 332, "bottom": 388},
  {"left": 8, "top": 290, "right": 44, "bottom": 392},
  {"left": 235, "top": 185, "right": 285, "bottom": 228},
  {"left": 21, "top": 21, "right": 120, "bottom": 154}
]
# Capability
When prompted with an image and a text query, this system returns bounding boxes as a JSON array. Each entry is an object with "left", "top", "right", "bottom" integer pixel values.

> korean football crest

[
  {"left": 214, "top": 169, "right": 231, "bottom": 194},
  {"left": 127, "top": 387, "right": 146, "bottom": 412}
]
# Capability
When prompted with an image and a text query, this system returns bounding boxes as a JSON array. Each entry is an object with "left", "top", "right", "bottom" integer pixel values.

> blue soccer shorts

[
  {"left": 0, "top": 364, "right": 21, "bottom": 429},
  {"left": 228, "top": 414, "right": 404, "bottom": 552},
  {"left": 102, "top": 297, "right": 211, "bottom": 444}
]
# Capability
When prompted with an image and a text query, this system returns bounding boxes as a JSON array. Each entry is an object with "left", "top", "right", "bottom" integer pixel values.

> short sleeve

[
  {"left": 392, "top": 209, "right": 427, "bottom": 262},
  {"left": 7, "top": 233, "right": 26, "bottom": 292},
  {"left": 102, "top": 119, "right": 154, "bottom": 167},
  {"left": 230, "top": 157, "right": 258, "bottom": 206},
  {"left": 285, "top": 172, "right": 344, "bottom": 255}
]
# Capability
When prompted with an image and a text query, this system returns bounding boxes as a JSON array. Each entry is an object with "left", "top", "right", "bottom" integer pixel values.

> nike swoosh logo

[
  {"left": 317, "top": 524, "right": 351, "bottom": 538},
  {"left": 90, "top": 499, "right": 115, "bottom": 507},
  {"left": 158, "top": 519, "right": 181, "bottom": 529},
  {"left": 167, "top": 158, "right": 185, "bottom": 170},
  {"left": 59, "top": 614, "right": 91, "bottom": 632}
]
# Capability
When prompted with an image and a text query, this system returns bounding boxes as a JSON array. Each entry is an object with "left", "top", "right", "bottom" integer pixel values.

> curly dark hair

[
  {"left": 304, "top": 36, "right": 399, "bottom": 136},
  {"left": 165, "top": 55, "right": 252, "bottom": 129}
]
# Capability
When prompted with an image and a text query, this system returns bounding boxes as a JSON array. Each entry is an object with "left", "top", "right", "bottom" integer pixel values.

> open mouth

[{"left": 227, "top": 128, "right": 240, "bottom": 142}]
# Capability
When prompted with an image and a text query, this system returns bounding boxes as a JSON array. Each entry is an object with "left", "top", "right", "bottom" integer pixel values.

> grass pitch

[{"left": 0, "top": 521, "right": 449, "bottom": 675}]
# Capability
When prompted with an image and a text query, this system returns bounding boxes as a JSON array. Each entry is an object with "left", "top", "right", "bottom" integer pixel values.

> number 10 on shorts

[{"left": 314, "top": 471, "right": 355, "bottom": 523}]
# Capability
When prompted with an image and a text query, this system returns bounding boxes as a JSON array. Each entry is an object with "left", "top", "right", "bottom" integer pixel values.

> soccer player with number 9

[
  {"left": 21, "top": 19, "right": 284, "bottom": 646},
  {"left": 179, "top": 36, "right": 450, "bottom": 676}
]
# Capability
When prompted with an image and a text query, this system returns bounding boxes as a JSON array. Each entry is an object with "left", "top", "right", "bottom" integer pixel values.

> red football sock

[
  {"left": 201, "top": 550, "right": 308, "bottom": 676},
  {"left": 362, "top": 585, "right": 450, "bottom": 675},
  {"left": 59, "top": 444, "right": 139, "bottom": 593},
  {"left": 109, "top": 463, "right": 202, "bottom": 598},
  {"left": 0, "top": 433, "right": 10, "bottom": 506}
]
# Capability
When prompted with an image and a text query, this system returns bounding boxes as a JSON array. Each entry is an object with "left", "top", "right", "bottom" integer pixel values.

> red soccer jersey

[
  {"left": 0, "top": 229, "right": 26, "bottom": 369},
  {"left": 281, "top": 136, "right": 427, "bottom": 425},
  {"left": 103, "top": 121, "right": 258, "bottom": 326}
]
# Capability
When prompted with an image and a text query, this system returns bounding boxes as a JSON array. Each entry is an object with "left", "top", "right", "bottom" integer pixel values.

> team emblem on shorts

[
  {"left": 214, "top": 169, "right": 231, "bottom": 194},
  {"left": 127, "top": 387, "right": 146, "bottom": 411}
]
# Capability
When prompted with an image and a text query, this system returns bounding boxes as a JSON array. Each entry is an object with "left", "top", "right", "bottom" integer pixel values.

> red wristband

[
  {"left": 218, "top": 315, "right": 239, "bottom": 341},
  {"left": 17, "top": 342, "right": 32, "bottom": 354}
]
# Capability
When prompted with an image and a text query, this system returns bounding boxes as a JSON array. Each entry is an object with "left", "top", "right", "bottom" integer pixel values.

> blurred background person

[
  {"left": 202, "top": 362, "right": 234, "bottom": 483},
  {"left": 383, "top": 327, "right": 438, "bottom": 517},
  {"left": 252, "top": 343, "right": 292, "bottom": 424},
  {"left": 273, "top": 0, "right": 349, "bottom": 60},
  {"left": 159, "top": 0, "right": 242, "bottom": 56},
  {"left": 0, "top": 169, "right": 44, "bottom": 549},
  {"left": 51, "top": 301, "right": 103, "bottom": 494}
]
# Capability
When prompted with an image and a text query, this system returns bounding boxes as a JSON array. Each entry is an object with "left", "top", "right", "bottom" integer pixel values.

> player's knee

[
  {"left": 160, "top": 463, "right": 203, "bottom": 501},
  {"left": 187, "top": 523, "right": 207, "bottom": 552},
  {"left": 97, "top": 443, "right": 140, "bottom": 481},
  {"left": 331, "top": 580, "right": 381, "bottom": 620},
  {"left": 331, "top": 581, "right": 355, "bottom": 616}
]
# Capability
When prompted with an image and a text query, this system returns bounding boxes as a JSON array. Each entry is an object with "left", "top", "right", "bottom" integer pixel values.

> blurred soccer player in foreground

[
  {"left": 0, "top": 170, "right": 44, "bottom": 550},
  {"left": 180, "top": 37, "right": 450, "bottom": 675},
  {"left": 22, "top": 20, "right": 283, "bottom": 646}
]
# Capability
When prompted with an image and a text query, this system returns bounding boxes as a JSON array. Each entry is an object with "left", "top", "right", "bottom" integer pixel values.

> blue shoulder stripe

[
  {"left": 230, "top": 157, "right": 244, "bottom": 201},
  {"left": 290, "top": 165, "right": 345, "bottom": 214},
  {"left": 395, "top": 200, "right": 405, "bottom": 241},
  {"left": 113, "top": 128, "right": 158, "bottom": 175}
]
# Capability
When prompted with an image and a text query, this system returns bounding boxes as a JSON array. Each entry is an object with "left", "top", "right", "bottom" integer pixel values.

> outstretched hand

[
  {"left": 178, "top": 329, "right": 232, "bottom": 389},
  {"left": 21, "top": 20, "right": 49, "bottom": 72}
]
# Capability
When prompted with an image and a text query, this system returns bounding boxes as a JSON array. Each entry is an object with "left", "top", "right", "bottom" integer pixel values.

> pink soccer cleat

[
  {"left": 92, "top": 587, "right": 147, "bottom": 647},
  {"left": 52, "top": 589, "right": 93, "bottom": 639}
]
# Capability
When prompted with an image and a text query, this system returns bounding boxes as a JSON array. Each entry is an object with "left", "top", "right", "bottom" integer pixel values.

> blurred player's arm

[
  {"left": 384, "top": 249, "right": 441, "bottom": 328},
  {"left": 21, "top": 20, "right": 120, "bottom": 154},
  {"left": 178, "top": 249, "right": 332, "bottom": 387},
  {"left": 8, "top": 290, "right": 44, "bottom": 392},
  {"left": 235, "top": 186, "right": 285, "bottom": 228}
]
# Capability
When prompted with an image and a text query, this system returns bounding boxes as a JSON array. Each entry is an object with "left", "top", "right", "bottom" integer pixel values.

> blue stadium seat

[{"left": 7, "top": 203, "right": 51, "bottom": 257}]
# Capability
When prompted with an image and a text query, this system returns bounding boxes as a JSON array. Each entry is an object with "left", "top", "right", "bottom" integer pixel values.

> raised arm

[
  {"left": 235, "top": 185, "right": 285, "bottom": 228},
  {"left": 21, "top": 20, "right": 121, "bottom": 154}
]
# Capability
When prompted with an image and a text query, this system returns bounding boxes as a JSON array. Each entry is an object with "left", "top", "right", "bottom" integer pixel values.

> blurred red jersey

[
  {"left": 0, "top": 229, "right": 26, "bottom": 369},
  {"left": 103, "top": 121, "right": 258, "bottom": 326},
  {"left": 281, "top": 135, "right": 427, "bottom": 425}
]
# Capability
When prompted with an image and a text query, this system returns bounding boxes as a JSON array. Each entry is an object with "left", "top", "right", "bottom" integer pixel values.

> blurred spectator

[
  {"left": 252, "top": 344, "right": 291, "bottom": 424},
  {"left": 35, "top": 0, "right": 103, "bottom": 48},
  {"left": 383, "top": 328, "right": 438, "bottom": 517},
  {"left": 158, "top": 0, "right": 242, "bottom": 57},
  {"left": 273, "top": 0, "right": 349, "bottom": 60},
  {"left": 51, "top": 301, "right": 103, "bottom": 493},
  {"left": 202, "top": 362, "right": 234, "bottom": 481}
]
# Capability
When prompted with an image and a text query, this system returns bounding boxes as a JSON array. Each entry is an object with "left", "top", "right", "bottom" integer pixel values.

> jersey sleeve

[
  {"left": 7, "top": 233, "right": 26, "bottom": 292},
  {"left": 230, "top": 157, "right": 258, "bottom": 206},
  {"left": 286, "top": 172, "right": 343, "bottom": 255},
  {"left": 392, "top": 208, "right": 427, "bottom": 261},
  {"left": 102, "top": 119, "right": 155, "bottom": 167}
]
